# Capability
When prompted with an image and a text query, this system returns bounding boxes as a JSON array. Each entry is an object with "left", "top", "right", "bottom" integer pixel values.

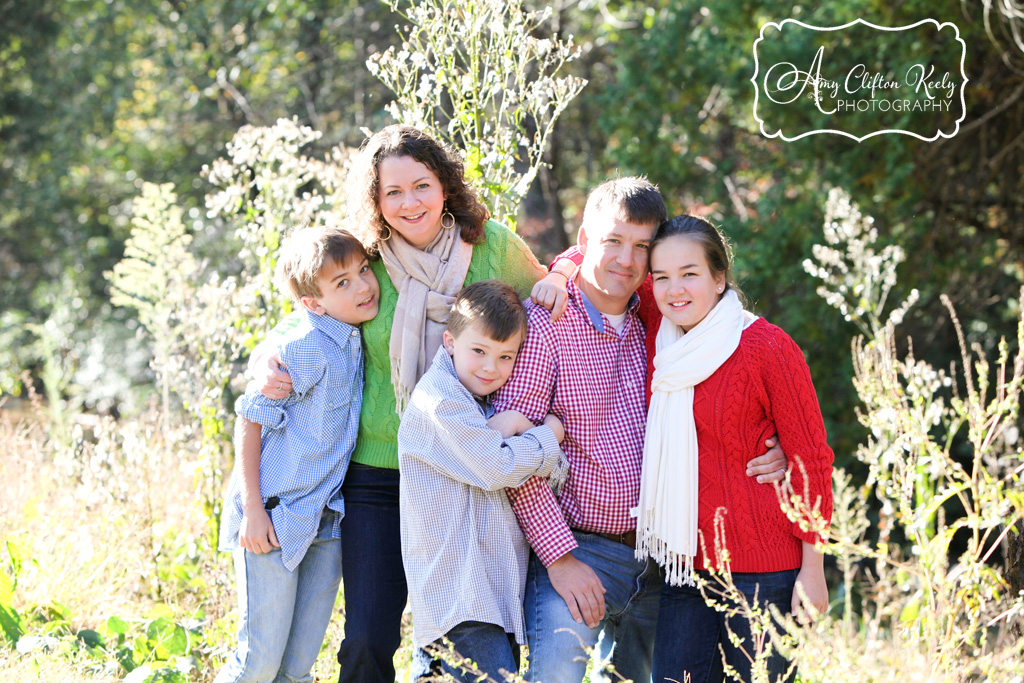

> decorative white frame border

[{"left": 751, "top": 18, "right": 969, "bottom": 142}]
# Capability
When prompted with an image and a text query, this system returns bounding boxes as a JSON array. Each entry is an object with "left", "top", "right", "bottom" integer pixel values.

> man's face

[{"left": 577, "top": 212, "right": 657, "bottom": 315}]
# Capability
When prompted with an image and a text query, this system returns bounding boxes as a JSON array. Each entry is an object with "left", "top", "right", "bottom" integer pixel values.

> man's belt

[{"left": 573, "top": 528, "right": 637, "bottom": 548}]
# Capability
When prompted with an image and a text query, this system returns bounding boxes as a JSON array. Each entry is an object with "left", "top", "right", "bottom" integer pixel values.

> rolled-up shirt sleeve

[{"left": 235, "top": 391, "right": 291, "bottom": 430}]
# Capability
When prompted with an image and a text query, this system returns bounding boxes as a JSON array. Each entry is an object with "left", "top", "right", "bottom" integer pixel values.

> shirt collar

[
  {"left": 305, "top": 308, "right": 360, "bottom": 347},
  {"left": 568, "top": 268, "right": 641, "bottom": 335}
]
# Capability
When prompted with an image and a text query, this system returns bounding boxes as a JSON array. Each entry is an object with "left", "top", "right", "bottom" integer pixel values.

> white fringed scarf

[
  {"left": 634, "top": 290, "right": 753, "bottom": 586},
  {"left": 378, "top": 226, "right": 473, "bottom": 416}
]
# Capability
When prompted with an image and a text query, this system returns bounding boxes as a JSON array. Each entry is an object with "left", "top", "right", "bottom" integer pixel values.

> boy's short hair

[
  {"left": 275, "top": 226, "right": 368, "bottom": 301},
  {"left": 447, "top": 280, "right": 528, "bottom": 343},
  {"left": 582, "top": 176, "right": 667, "bottom": 227}
]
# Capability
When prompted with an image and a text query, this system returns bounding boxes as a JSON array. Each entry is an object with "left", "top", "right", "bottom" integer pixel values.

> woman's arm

[
  {"left": 245, "top": 311, "right": 308, "bottom": 399},
  {"left": 248, "top": 348, "right": 293, "bottom": 400}
]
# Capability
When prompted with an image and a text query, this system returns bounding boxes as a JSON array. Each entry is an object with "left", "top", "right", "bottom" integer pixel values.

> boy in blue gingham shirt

[
  {"left": 216, "top": 226, "right": 379, "bottom": 683},
  {"left": 398, "top": 280, "right": 568, "bottom": 683}
]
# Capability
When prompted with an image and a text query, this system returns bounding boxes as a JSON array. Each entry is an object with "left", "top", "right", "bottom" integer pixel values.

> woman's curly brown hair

[{"left": 348, "top": 125, "right": 490, "bottom": 255}]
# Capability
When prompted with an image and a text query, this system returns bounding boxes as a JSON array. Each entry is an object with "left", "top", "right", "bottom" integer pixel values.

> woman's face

[
  {"left": 650, "top": 234, "right": 726, "bottom": 332},
  {"left": 377, "top": 155, "right": 446, "bottom": 249}
]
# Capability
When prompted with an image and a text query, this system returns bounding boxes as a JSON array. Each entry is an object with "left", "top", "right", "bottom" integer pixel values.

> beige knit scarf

[
  {"left": 378, "top": 226, "right": 473, "bottom": 416},
  {"left": 634, "top": 290, "right": 754, "bottom": 586}
]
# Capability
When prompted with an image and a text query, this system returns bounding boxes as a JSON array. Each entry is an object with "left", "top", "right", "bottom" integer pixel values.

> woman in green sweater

[{"left": 253, "top": 125, "right": 552, "bottom": 683}]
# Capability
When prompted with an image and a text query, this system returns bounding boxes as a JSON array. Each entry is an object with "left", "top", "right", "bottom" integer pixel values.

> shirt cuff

[
  {"left": 534, "top": 524, "right": 579, "bottom": 567},
  {"left": 235, "top": 393, "right": 289, "bottom": 430}
]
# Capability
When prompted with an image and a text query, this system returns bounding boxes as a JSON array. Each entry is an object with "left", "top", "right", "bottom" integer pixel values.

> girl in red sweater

[{"left": 635, "top": 215, "right": 833, "bottom": 683}]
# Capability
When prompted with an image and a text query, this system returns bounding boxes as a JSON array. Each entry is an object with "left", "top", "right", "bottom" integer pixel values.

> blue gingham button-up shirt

[
  {"left": 219, "top": 309, "right": 364, "bottom": 572},
  {"left": 398, "top": 346, "right": 566, "bottom": 647}
]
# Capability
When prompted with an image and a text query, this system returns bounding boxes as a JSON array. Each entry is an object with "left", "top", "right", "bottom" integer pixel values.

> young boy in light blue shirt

[{"left": 216, "top": 226, "right": 379, "bottom": 683}]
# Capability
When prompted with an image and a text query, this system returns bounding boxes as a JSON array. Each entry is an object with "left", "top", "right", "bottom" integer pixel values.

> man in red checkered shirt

[{"left": 494, "top": 178, "right": 787, "bottom": 683}]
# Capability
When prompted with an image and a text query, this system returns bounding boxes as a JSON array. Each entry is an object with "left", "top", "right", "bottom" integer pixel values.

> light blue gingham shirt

[
  {"left": 219, "top": 309, "right": 364, "bottom": 572},
  {"left": 398, "top": 346, "right": 566, "bottom": 647}
]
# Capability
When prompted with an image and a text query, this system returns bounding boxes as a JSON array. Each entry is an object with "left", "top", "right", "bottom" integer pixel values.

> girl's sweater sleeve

[{"left": 760, "top": 326, "right": 834, "bottom": 545}]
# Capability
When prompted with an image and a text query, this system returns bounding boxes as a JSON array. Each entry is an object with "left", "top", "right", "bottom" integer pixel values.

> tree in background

[{"left": 0, "top": 0, "right": 396, "bottom": 409}]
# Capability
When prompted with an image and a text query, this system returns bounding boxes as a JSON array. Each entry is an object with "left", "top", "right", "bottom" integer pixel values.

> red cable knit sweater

[{"left": 686, "top": 317, "right": 833, "bottom": 572}]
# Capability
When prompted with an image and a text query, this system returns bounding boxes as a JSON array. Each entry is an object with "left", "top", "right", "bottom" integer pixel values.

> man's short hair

[
  {"left": 582, "top": 176, "right": 667, "bottom": 227},
  {"left": 447, "top": 280, "right": 528, "bottom": 343},
  {"left": 275, "top": 226, "right": 368, "bottom": 301}
]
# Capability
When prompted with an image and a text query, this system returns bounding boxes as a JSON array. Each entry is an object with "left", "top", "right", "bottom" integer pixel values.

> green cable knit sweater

[{"left": 318, "top": 220, "right": 545, "bottom": 470}]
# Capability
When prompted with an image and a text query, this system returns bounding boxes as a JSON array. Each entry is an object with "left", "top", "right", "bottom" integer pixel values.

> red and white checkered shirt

[{"left": 494, "top": 272, "right": 648, "bottom": 566}]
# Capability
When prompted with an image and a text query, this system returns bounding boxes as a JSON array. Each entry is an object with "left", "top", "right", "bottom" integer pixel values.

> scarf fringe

[
  {"left": 391, "top": 358, "right": 410, "bottom": 417},
  {"left": 634, "top": 292, "right": 747, "bottom": 591},
  {"left": 636, "top": 530, "right": 696, "bottom": 587}
]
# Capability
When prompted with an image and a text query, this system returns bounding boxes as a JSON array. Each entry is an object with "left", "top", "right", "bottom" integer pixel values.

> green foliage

[
  {"left": 10, "top": 598, "right": 201, "bottom": 683},
  {"left": 0, "top": 542, "right": 24, "bottom": 647},
  {"left": 107, "top": 183, "right": 197, "bottom": 336},
  {"left": 0, "top": 0, "right": 398, "bottom": 414},
  {"left": 368, "top": 0, "right": 587, "bottom": 228},
  {"left": 107, "top": 182, "right": 198, "bottom": 428},
  {"left": 804, "top": 189, "right": 920, "bottom": 337}
]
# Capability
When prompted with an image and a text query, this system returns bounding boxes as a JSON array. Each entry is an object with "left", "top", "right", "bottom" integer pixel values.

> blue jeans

[
  {"left": 215, "top": 508, "right": 343, "bottom": 683},
  {"left": 524, "top": 531, "right": 662, "bottom": 683},
  {"left": 653, "top": 569, "right": 799, "bottom": 683},
  {"left": 335, "top": 464, "right": 408, "bottom": 683},
  {"left": 430, "top": 621, "right": 520, "bottom": 683}
]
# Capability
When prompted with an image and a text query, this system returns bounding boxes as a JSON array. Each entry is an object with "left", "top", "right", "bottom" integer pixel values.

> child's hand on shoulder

[
  {"left": 239, "top": 507, "right": 280, "bottom": 554},
  {"left": 488, "top": 410, "right": 533, "bottom": 439},
  {"left": 543, "top": 413, "right": 565, "bottom": 443}
]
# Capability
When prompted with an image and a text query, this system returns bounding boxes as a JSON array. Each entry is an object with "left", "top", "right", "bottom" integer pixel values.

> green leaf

[
  {"left": 76, "top": 628, "right": 103, "bottom": 649},
  {"left": 105, "top": 615, "right": 129, "bottom": 636},
  {"left": 145, "top": 617, "right": 189, "bottom": 660},
  {"left": 899, "top": 597, "right": 920, "bottom": 623},
  {"left": 0, "top": 598, "right": 22, "bottom": 646},
  {"left": 145, "top": 667, "right": 188, "bottom": 683},
  {"left": 145, "top": 604, "right": 176, "bottom": 621},
  {"left": 43, "top": 601, "right": 71, "bottom": 623}
]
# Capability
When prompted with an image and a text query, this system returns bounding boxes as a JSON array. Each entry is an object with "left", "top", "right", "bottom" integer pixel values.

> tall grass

[{"left": 0, "top": 392, "right": 418, "bottom": 682}]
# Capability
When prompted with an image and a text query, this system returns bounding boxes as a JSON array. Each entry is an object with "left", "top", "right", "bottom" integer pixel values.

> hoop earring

[
  {"left": 441, "top": 205, "right": 456, "bottom": 230},
  {"left": 381, "top": 224, "right": 393, "bottom": 241}
]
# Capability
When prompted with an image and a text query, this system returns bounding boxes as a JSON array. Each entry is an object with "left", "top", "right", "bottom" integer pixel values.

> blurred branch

[
  {"left": 978, "top": 0, "right": 1024, "bottom": 71},
  {"left": 956, "top": 81, "right": 1024, "bottom": 135}
]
